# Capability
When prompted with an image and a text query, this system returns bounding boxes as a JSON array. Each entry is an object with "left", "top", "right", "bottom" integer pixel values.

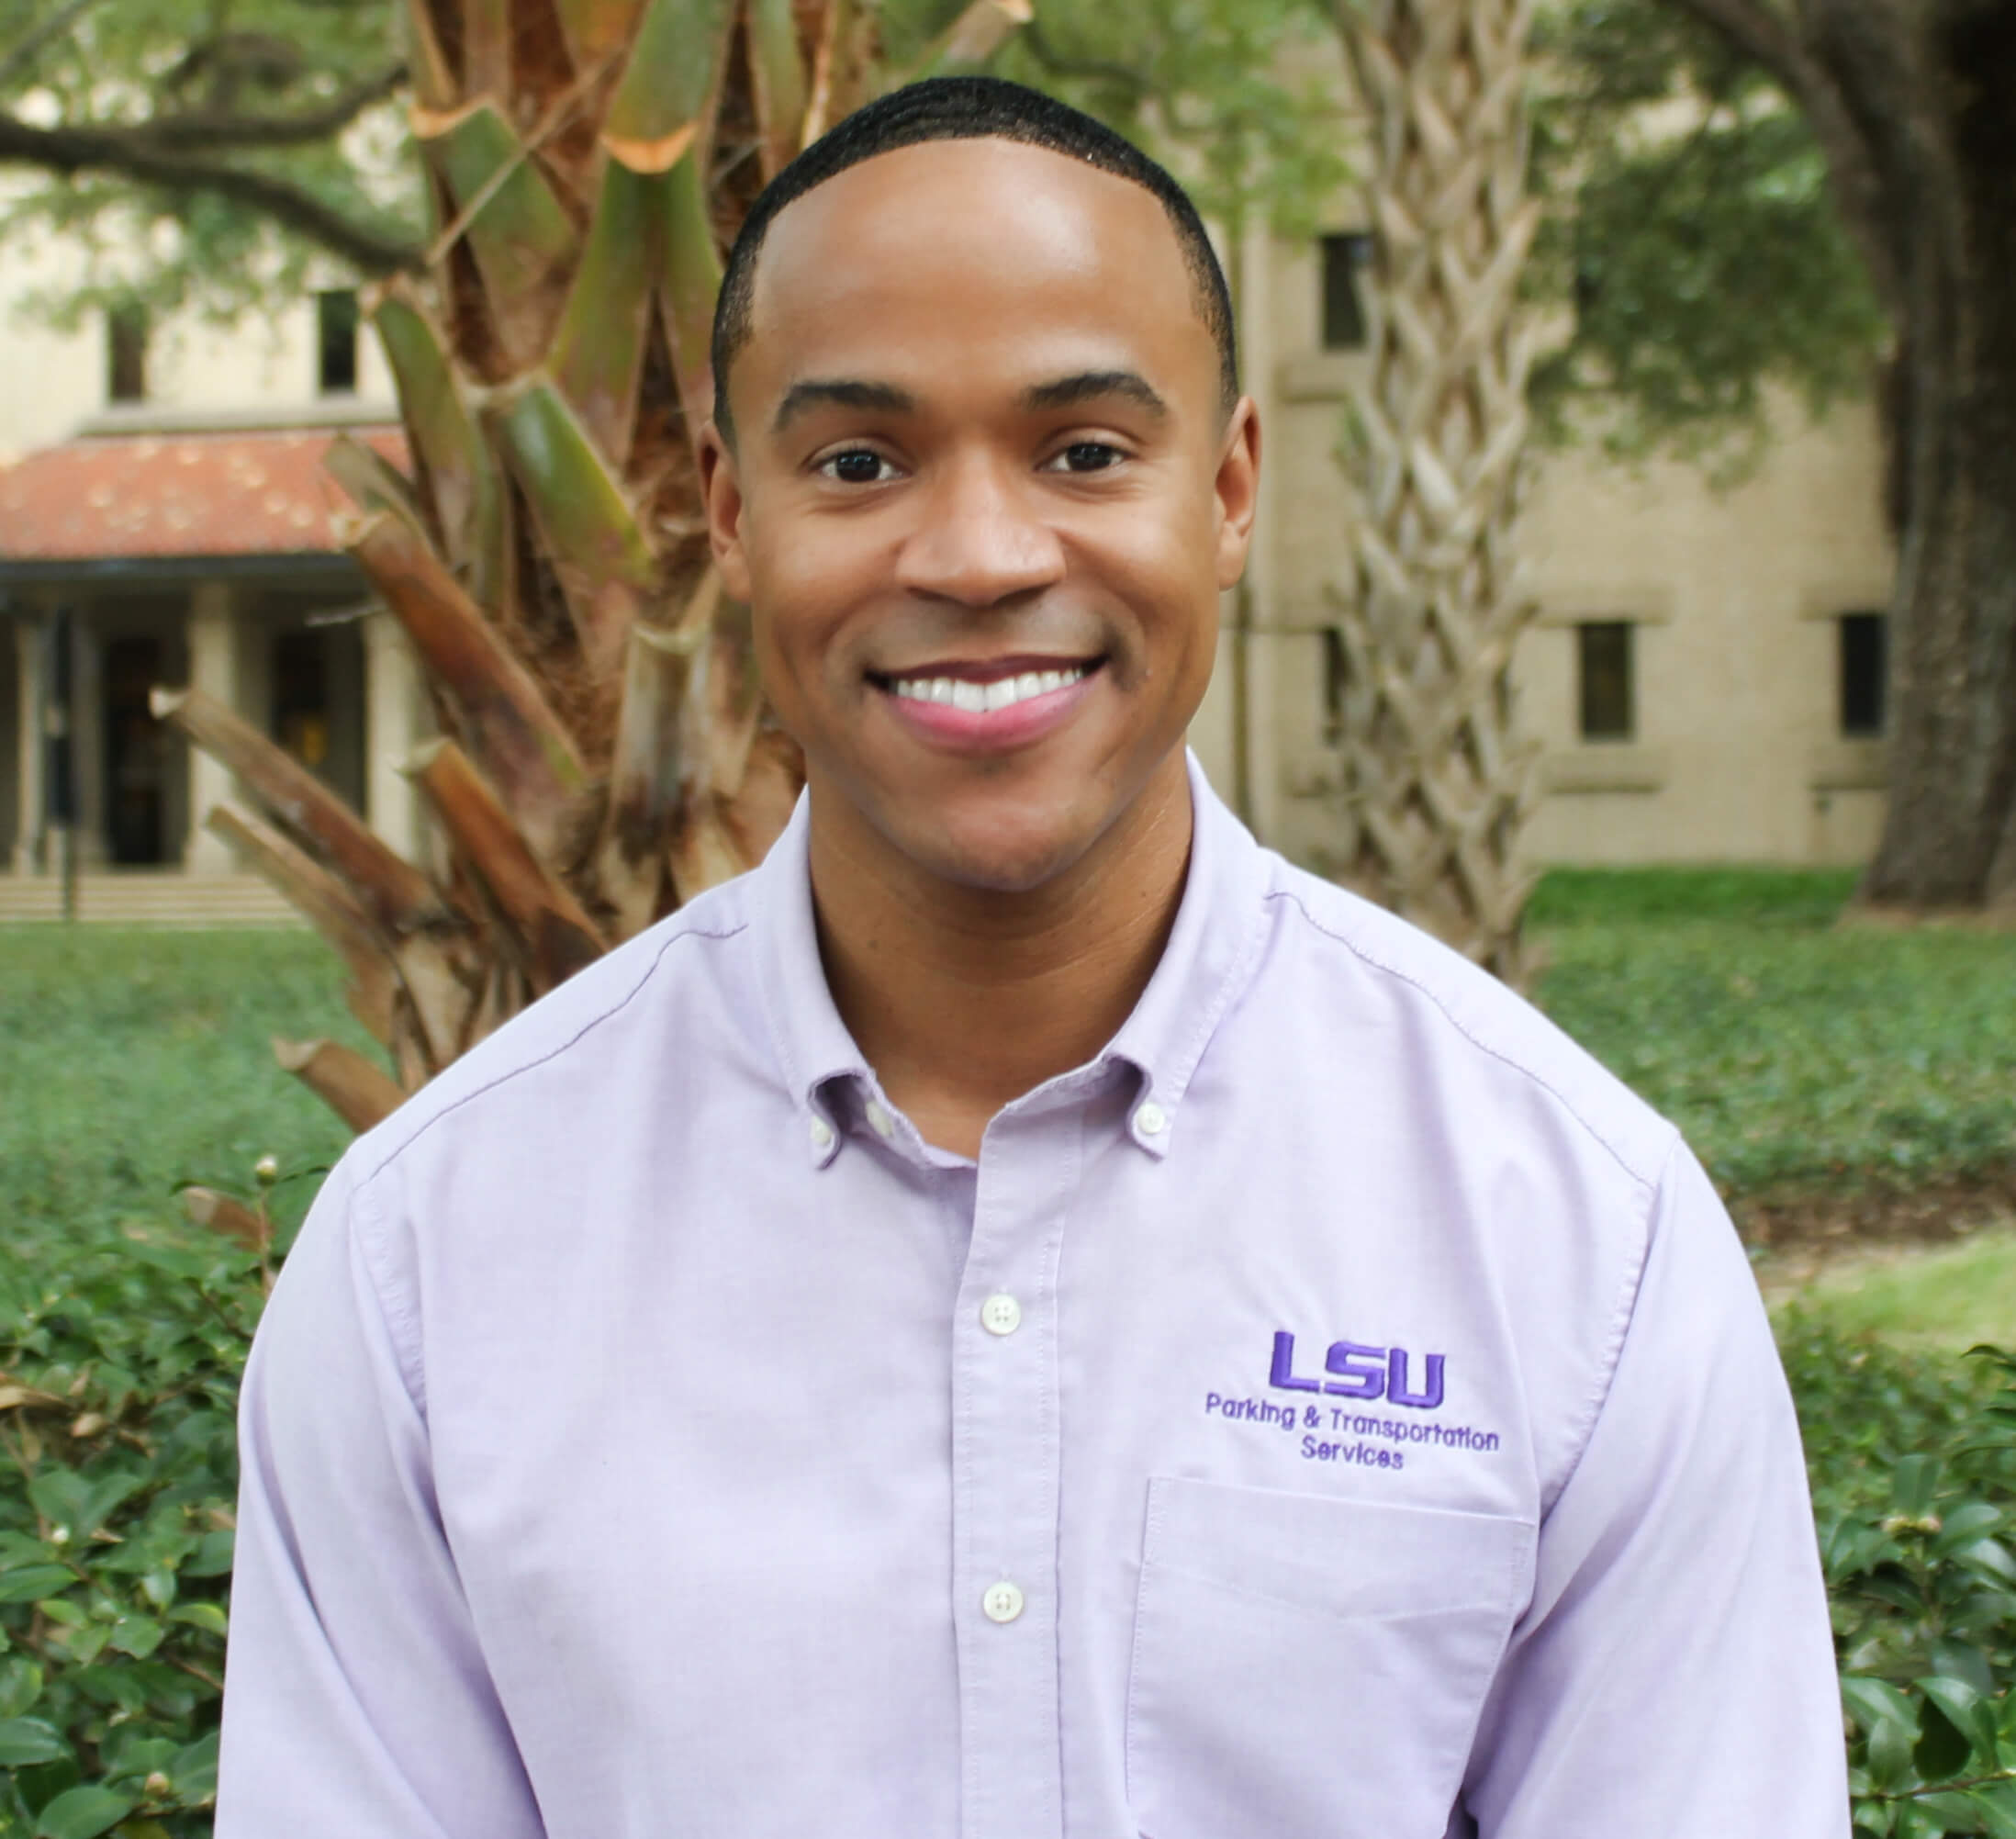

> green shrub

[
  {"left": 0, "top": 1199, "right": 274, "bottom": 1839},
  {"left": 1782, "top": 1320, "right": 2016, "bottom": 1834}
]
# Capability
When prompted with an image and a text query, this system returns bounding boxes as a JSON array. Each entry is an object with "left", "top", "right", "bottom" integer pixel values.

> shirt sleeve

[
  {"left": 1457, "top": 1138, "right": 1848, "bottom": 1837},
  {"left": 215, "top": 1158, "right": 545, "bottom": 1839}
]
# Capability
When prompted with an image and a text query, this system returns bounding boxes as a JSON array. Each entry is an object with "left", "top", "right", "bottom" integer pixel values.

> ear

[
  {"left": 1212, "top": 397, "right": 1261, "bottom": 590},
  {"left": 699, "top": 420, "right": 754, "bottom": 603}
]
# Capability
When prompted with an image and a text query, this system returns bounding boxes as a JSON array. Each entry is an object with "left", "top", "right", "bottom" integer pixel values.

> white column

[
  {"left": 12, "top": 616, "right": 41, "bottom": 873},
  {"left": 364, "top": 609, "right": 428, "bottom": 864},
  {"left": 185, "top": 579, "right": 239, "bottom": 873},
  {"left": 71, "top": 612, "right": 107, "bottom": 867}
]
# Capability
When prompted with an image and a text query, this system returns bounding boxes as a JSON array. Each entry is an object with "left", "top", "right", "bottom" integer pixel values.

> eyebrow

[
  {"left": 1019, "top": 370, "right": 1169, "bottom": 420},
  {"left": 772, "top": 378, "right": 917, "bottom": 434},
  {"left": 768, "top": 368, "right": 1170, "bottom": 436}
]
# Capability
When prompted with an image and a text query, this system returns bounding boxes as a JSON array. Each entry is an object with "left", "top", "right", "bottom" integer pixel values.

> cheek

[{"left": 746, "top": 522, "right": 870, "bottom": 686}]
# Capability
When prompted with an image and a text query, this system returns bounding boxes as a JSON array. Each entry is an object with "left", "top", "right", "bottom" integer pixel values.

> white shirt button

[
  {"left": 809, "top": 1116, "right": 834, "bottom": 1150},
  {"left": 980, "top": 1294, "right": 1022, "bottom": 1336},
  {"left": 864, "top": 1100, "right": 895, "bottom": 1139},
  {"left": 1134, "top": 1099, "right": 1168, "bottom": 1137},
  {"left": 981, "top": 1580, "right": 1025, "bottom": 1624}
]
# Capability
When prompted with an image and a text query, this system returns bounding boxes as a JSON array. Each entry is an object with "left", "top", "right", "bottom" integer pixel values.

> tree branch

[
  {"left": 145, "top": 62, "right": 407, "bottom": 152},
  {"left": 1658, "top": 0, "right": 1900, "bottom": 309},
  {"left": 0, "top": 113, "right": 422, "bottom": 273},
  {"left": 0, "top": 0, "right": 103, "bottom": 90}
]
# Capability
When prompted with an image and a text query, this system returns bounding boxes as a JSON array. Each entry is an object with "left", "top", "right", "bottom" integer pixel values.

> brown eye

[
  {"left": 1050, "top": 443, "right": 1123, "bottom": 474},
  {"left": 822, "top": 449, "right": 892, "bottom": 484}
]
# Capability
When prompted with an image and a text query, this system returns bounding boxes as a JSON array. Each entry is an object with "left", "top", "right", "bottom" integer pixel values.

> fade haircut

[{"left": 710, "top": 74, "right": 1238, "bottom": 447}]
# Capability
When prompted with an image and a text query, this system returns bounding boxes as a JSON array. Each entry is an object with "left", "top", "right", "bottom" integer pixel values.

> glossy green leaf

[
  {"left": 1920, "top": 1676, "right": 2000, "bottom": 1763},
  {"left": 168, "top": 1731, "right": 220, "bottom": 1801},
  {"left": 0, "top": 1569, "right": 78, "bottom": 1606},
  {"left": 0, "top": 1659, "right": 43, "bottom": 1721},
  {"left": 105, "top": 1616, "right": 163, "bottom": 1661},
  {"left": 1893, "top": 1455, "right": 1943, "bottom": 1518},
  {"left": 0, "top": 1718, "right": 68, "bottom": 1767},
  {"left": 32, "top": 1786, "right": 137, "bottom": 1839}
]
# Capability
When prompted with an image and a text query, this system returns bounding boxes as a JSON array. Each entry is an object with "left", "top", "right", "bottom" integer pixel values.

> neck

[{"left": 809, "top": 756, "right": 1194, "bottom": 1160}]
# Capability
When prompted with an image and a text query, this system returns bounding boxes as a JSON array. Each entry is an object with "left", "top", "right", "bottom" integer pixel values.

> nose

[{"left": 893, "top": 450, "right": 1066, "bottom": 608}]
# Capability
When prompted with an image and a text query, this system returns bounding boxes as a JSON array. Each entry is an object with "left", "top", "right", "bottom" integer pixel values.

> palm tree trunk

[
  {"left": 160, "top": 0, "right": 1025, "bottom": 1130},
  {"left": 1326, "top": 0, "right": 1541, "bottom": 981}
]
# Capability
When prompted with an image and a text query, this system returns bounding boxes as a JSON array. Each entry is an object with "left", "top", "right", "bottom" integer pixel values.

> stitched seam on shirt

[
  {"left": 353, "top": 915, "right": 747, "bottom": 1187},
  {"left": 349, "top": 1166, "right": 430, "bottom": 1421},
  {"left": 1155, "top": 891, "right": 1273, "bottom": 1113},
  {"left": 1266, "top": 886, "right": 1657, "bottom": 1194},
  {"left": 1540, "top": 1130, "right": 1677, "bottom": 1520}
]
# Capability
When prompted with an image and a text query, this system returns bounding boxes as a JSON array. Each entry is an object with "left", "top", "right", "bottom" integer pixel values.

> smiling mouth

[{"left": 871, "top": 657, "right": 1103, "bottom": 715}]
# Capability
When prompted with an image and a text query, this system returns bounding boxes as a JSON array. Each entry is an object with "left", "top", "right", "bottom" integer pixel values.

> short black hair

[{"left": 710, "top": 75, "right": 1238, "bottom": 446}]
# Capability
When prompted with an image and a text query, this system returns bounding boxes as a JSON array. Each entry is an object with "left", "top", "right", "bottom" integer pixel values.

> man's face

[{"left": 700, "top": 138, "right": 1260, "bottom": 894}]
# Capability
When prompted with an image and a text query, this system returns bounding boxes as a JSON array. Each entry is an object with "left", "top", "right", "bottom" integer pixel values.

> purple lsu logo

[{"left": 1269, "top": 1330, "right": 1446, "bottom": 1410}]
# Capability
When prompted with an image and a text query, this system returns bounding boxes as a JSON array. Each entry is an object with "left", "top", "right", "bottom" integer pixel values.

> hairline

[{"left": 712, "top": 129, "right": 1238, "bottom": 452}]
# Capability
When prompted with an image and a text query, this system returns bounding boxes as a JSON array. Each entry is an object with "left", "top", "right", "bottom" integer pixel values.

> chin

[{"left": 901, "top": 800, "right": 1101, "bottom": 896}]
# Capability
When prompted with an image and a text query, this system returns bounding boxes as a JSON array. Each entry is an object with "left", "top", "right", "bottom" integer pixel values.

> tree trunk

[
  {"left": 1854, "top": 0, "right": 2016, "bottom": 907},
  {"left": 1669, "top": 0, "right": 2016, "bottom": 908},
  {"left": 1326, "top": 0, "right": 1541, "bottom": 981}
]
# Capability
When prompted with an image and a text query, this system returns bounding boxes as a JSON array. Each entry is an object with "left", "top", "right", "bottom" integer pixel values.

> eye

[
  {"left": 1043, "top": 441, "right": 1126, "bottom": 475},
  {"left": 818, "top": 448, "right": 899, "bottom": 485}
]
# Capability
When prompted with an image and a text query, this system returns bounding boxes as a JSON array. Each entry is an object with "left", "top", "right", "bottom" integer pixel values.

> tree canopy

[
  {"left": 1528, "top": 0, "right": 1888, "bottom": 479},
  {"left": 0, "top": 0, "right": 1345, "bottom": 336},
  {"left": 0, "top": 0, "right": 421, "bottom": 330}
]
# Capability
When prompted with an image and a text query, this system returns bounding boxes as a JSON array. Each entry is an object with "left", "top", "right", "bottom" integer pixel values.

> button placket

[{"left": 950, "top": 1106, "right": 1075, "bottom": 1839}]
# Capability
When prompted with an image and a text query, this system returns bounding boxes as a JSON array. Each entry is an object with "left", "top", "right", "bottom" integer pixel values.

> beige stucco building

[{"left": 0, "top": 218, "right": 1897, "bottom": 907}]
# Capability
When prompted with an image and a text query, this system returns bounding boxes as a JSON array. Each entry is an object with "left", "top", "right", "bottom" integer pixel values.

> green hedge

[{"left": 6, "top": 1212, "right": 2016, "bottom": 1835}]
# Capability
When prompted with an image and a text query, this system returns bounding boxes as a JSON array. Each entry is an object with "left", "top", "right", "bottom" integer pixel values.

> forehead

[{"left": 743, "top": 138, "right": 1214, "bottom": 408}]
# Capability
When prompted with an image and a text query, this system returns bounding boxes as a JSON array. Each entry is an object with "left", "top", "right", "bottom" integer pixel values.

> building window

[
  {"left": 317, "top": 289, "right": 361, "bottom": 395},
  {"left": 1839, "top": 611, "right": 1887, "bottom": 736},
  {"left": 1577, "top": 621, "right": 1634, "bottom": 740},
  {"left": 1320, "top": 232, "right": 1372, "bottom": 351},
  {"left": 106, "top": 302, "right": 148, "bottom": 403}
]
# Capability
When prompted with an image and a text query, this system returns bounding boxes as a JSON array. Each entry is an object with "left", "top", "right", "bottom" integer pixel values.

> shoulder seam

[
  {"left": 1541, "top": 1130, "right": 1684, "bottom": 1519},
  {"left": 1265, "top": 885, "right": 1656, "bottom": 1194},
  {"left": 353, "top": 914, "right": 747, "bottom": 1189},
  {"left": 347, "top": 1169, "right": 430, "bottom": 1420}
]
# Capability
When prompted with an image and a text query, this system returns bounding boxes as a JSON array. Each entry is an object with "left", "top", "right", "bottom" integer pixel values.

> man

[{"left": 217, "top": 75, "right": 1847, "bottom": 1837}]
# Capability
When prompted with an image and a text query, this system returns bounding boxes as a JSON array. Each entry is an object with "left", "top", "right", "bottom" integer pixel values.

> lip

[{"left": 873, "top": 659, "right": 1103, "bottom": 755}]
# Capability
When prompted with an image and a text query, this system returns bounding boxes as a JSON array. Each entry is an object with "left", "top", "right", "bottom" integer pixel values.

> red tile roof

[{"left": 0, "top": 424, "right": 409, "bottom": 563}]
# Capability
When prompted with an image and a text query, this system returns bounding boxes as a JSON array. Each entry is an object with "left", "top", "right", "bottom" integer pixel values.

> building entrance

[{"left": 103, "top": 634, "right": 170, "bottom": 865}]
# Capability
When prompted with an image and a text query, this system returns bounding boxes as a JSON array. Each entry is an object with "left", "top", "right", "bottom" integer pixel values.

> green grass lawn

[
  {"left": 1767, "top": 1229, "right": 2016, "bottom": 1354},
  {"left": 0, "top": 928, "right": 367, "bottom": 1261},
  {"left": 1, "top": 866, "right": 2010, "bottom": 1262},
  {"left": 1531, "top": 868, "right": 2016, "bottom": 1197}
]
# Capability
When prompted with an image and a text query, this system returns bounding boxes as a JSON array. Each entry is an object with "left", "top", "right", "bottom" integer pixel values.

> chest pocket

[{"left": 1125, "top": 1477, "right": 1532, "bottom": 1839}]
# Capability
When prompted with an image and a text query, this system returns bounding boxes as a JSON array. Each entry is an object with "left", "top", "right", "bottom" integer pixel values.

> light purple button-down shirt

[{"left": 217, "top": 757, "right": 1847, "bottom": 1838}]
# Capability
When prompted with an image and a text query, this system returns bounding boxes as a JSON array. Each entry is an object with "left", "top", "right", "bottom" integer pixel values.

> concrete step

[{"left": 0, "top": 872, "right": 306, "bottom": 927}]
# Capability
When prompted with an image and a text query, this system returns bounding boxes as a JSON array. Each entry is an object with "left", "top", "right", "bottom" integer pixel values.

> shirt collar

[{"left": 748, "top": 750, "right": 1274, "bottom": 1165}]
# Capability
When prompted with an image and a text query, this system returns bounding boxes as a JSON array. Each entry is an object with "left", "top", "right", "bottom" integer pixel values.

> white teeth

[{"left": 888, "top": 664, "right": 1090, "bottom": 712}]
